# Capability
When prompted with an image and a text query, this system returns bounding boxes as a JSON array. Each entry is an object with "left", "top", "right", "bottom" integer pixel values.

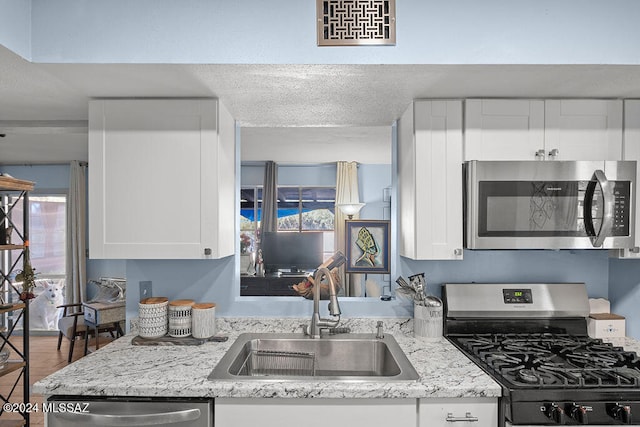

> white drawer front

[{"left": 420, "top": 398, "right": 498, "bottom": 427}]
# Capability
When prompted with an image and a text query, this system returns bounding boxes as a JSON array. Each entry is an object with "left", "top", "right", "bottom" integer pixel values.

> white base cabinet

[
  {"left": 214, "top": 398, "right": 417, "bottom": 427},
  {"left": 419, "top": 398, "right": 498, "bottom": 427},
  {"left": 398, "top": 100, "right": 464, "bottom": 260},
  {"left": 88, "top": 99, "right": 235, "bottom": 259}
]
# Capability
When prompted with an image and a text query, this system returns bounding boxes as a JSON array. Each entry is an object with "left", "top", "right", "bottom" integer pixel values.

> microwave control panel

[{"left": 612, "top": 181, "right": 631, "bottom": 236}]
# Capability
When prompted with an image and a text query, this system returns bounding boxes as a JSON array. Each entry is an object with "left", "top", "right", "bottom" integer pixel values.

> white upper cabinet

[
  {"left": 89, "top": 99, "right": 235, "bottom": 259},
  {"left": 545, "top": 100, "right": 623, "bottom": 160},
  {"left": 617, "top": 100, "right": 640, "bottom": 258},
  {"left": 465, "top": 99, "right": 544, "bottom": 161},
  {"left": 398, "top": 100, "right": 463, "bottom": 260},
  {"left": 465, "top": 99, "right": 623, "bottom": 161}
]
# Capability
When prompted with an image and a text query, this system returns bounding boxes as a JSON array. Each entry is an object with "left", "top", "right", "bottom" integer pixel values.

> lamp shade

[{"left": 336, "top": 202, "right": 365, "bottom": 217}]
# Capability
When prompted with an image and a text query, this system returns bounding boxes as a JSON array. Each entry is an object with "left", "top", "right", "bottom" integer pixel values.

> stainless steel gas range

[{"left": 443, "top": 283, "right": 640, "bottom": 427}]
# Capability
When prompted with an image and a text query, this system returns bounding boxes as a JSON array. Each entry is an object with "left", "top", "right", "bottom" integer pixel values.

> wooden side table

[{"left": 82, "top": 301, "right": 125, "bottom": 353}]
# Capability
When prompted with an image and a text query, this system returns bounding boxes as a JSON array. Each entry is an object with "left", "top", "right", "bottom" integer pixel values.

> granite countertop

[
  {"left": 35, "top": 318, "right": 640, "bottom": 399},
  {"left": 33, "top": 318, "right": 502, "bottom": 399}
]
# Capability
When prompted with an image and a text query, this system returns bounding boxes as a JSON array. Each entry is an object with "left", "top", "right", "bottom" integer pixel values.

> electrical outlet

[{"left": 139, "top": 281, "right": 152, "bottom": 300}]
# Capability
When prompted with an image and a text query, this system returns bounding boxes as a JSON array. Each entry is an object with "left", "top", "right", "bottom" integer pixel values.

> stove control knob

[
  {"left": 568, "top": 403, "right": 590, "bottom": 424},
  {"left": 544, "top": 403, "right": 566, "bottom": 424},
  {"left": 607, "top": 403, "right": 632, "bottom": 424}
]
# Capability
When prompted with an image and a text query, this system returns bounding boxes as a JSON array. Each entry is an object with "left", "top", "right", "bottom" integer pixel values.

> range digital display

[{"left": 503, "top": 289, "right": 533, "bottom": 304}]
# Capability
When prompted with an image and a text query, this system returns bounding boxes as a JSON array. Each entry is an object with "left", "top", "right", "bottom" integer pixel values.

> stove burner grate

[{"left": 454, "top": 333, "right": 640, "bottom": 389}]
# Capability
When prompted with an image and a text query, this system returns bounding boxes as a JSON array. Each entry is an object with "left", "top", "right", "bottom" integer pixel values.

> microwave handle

[{"left": 583, "top": 169, "right": 615, "bottom": 248}]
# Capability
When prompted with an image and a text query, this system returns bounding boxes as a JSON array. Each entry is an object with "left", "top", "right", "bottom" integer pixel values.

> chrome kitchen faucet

[{"left": 304, "top": 267, "right": 342, "bottom": 339}]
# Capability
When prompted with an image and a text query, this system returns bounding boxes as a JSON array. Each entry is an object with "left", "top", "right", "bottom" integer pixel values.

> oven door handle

[
  {"left": 583, "top": 169, "right": 615, "bottom": 248},
  {"left": 446, "top": 412, "right": 479, "bottom": 422},
  {"left": 54, "top": 408, "right": 202, "bottom": 426}
]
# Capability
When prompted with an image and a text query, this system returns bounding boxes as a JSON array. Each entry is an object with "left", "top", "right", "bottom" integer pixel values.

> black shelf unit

[{"left": 0, "top": 176, "right": 33, "bottom": 427}]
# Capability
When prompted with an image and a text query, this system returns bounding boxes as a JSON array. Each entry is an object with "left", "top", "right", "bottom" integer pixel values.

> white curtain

[
  {"left": 66, "top": 160, "right": 87, "bottom": 304},
  {"left": 335, "top": 161, "right": 361, "bottom": 296}
]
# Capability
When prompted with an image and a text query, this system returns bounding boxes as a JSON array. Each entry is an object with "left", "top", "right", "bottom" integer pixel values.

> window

[
  {"left": 240, "top": 186, "right": 336, "bottom": 259},
  {"left": 11, "top": 195, "right": 67, "bottom": 277},
  {"left": 7, "top": 194, "right": 67, "bottom": 331},
  {"left": 276, "top": 187, "right": 336, "bottom": 232}
]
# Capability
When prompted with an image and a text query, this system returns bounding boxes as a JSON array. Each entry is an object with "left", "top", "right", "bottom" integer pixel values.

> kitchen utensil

[
  {"left": 424, "top": 295, "right": 442, "bottom": 307},
  {"left": 0, "top": 348, "right": 9, "bottom": 369},
  {"left": 395, "top": 276, "right": 412, "bottom": 291},
  {"left": 409, "top": 273, "right": 426, "bottom": 302}
]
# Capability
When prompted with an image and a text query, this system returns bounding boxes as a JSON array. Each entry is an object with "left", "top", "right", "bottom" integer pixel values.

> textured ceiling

[{"left": 2, "top": 45, "right": 640, "bottom": 163}]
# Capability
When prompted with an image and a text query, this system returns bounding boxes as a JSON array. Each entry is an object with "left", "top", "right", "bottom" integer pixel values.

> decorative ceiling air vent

[{"left": 317, "top": 0, "right": 396, "bottom": 46}]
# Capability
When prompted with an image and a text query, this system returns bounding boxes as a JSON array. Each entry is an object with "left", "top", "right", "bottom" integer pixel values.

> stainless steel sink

[{"left": 209, "top": 333, "right": 419, "bottom": 381}]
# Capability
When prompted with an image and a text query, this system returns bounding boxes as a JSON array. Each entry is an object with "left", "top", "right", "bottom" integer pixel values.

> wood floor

[{"left": 1, "top": 333, "right": 116, "bottom": 426}]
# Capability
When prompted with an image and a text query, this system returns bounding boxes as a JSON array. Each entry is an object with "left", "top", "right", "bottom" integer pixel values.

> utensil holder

[{"left": 413, "top": 303, "right": 443, "bottom": 340}]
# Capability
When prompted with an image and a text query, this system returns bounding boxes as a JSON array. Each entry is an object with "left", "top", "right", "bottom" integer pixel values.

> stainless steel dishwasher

[{"left": 46, "top": 396, "right": 212, "bottom": 426}]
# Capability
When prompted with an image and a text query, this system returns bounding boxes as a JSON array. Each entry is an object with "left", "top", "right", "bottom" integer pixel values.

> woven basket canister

[
  {"left": 168, "top": 299, "right": 195, "bottom": 338},
  {"left": 138, "top": 297, "right": 169, "bottom": 338},
  {"left": 191, "top": 303, "right": 216, "bottom": 339}
]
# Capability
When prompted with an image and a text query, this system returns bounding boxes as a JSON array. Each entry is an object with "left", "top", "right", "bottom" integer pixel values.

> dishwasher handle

[{"left": 55, "top": 407, "right": 201, "bottom": 426}]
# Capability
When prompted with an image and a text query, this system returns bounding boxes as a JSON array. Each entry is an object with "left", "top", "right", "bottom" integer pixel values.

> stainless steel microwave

[{"left": 465, "top": 160, "right": 637, "bottom": 250}]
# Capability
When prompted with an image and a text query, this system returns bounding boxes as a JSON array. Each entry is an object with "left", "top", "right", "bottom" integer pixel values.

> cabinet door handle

[
  {"left": 446, "top": 412, "right": 479, "bottom": 422},
  {"left": 535, "top": 149, "right": 546, "bottom": 159},
  {"left": 548, "top": 148, "right": 560, "bottom": 158}
]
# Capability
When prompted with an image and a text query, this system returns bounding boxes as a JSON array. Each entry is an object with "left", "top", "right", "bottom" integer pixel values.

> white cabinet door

[
  {"left": 89, "top": 99, "right": 235, "bottom": 259},
  {"left": 545, "top": 99, "right": 623, "bottom": 161},
  {"left": 465, "top": 99, "right": 545, "bottom": 161},
  {"left": 616, "top": 100, "right": 640, "bottom": 258},
  {"left": 419, "top": 398, "right": 498, "bottom": 427},
  {"left": 215, "top": 398, "right": 416, "bottom": 427},
  {"left": 465, "top": 99, "right": 623, "bottom": 161},
  {"left": 398, "top": 100, "right": 463, "bottom": 260}
]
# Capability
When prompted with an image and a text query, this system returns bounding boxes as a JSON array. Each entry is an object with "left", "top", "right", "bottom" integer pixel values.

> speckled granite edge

[
  {"left": 34, "top": 317, "right": 501, "bottom": 399},
  {"left": 129, "top": 316, "right": 415, "bottom": 336}
]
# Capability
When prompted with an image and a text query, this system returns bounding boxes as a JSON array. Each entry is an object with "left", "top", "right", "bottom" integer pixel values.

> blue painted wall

[
  {"left": 3, "top": 154, "right": 632, "bottom": 336},
  {"left": 3, "top": 1, "right": 640, "bottom": 337},
  {"left": 0, "top": 0, "right": 31, "bottom": 59},
  {"left": 0, "top": 0, "right": 632, "bottom": 64},
  {"left": 608, "top": 259, "right": 640, "bottom": 339}
]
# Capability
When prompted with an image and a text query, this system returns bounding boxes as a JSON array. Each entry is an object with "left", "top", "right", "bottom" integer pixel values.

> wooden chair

[{"left": 56, "top": 303, "right": 118, "bottom": 363}]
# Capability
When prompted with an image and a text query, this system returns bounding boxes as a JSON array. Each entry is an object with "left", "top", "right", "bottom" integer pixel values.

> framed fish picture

[{"left": 345, "top": 220, "right": 390, "bottom": 274}]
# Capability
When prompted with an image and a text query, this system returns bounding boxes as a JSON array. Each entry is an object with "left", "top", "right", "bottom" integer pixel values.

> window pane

[
  {"left": 240, "top": 188, "right": 256, "bottom": 232},
  {"left": 302, "top": 209, "right": 334, "bottom": 230},
  {"left": 277, "top": 213, "right": 300, "bottom": 230},
  {"left": 240, "top": 187, "right": 259, "bottom": 253},
  {"left": 277, "top": 187, "right": 300, "bottom": 231},
  {"left": 11, "top": 195, "right": 66, "bottom": 275},
  {"left": 301, "top": 187, "right": 335, "bottom": 231}
]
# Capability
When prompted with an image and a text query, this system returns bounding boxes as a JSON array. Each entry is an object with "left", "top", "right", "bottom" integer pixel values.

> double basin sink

[{"left": 209, "top": 332, "right": 419, "bottom": 382}]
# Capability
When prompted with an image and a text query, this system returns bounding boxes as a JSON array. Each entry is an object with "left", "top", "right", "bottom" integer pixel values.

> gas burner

[
  {"left": 516, "top": 369, "right": 539, "bottom": 384},
  {"left": 452, "top": 333, "right": 640, "bottom": 389}
]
